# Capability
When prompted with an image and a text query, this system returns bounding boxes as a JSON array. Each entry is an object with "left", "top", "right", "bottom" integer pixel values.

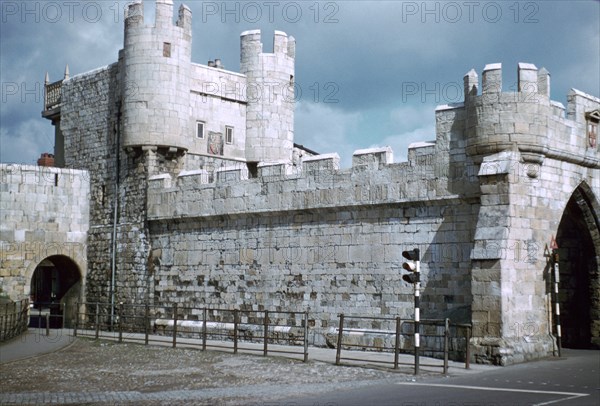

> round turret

[
  {"left": 464, "top": 63, "right": 552, "bottom": 164},
  {"left": 121, "top": 0, "right": 193, "bottom": 151},
  {"left": 240, "top": 30, "right": 295, "bottom": 164}
]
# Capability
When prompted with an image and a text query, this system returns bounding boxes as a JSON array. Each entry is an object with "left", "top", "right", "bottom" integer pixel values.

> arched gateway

[
  {"left": 556, "top": 184, "right": 600, "bottom": 349},
  {"left": 29, "top": 255, "right": 82, "bottom": 328}
]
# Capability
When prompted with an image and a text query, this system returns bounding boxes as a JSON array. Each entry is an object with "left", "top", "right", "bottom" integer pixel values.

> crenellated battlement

[
  {"left": 240, "top": 29, "right": 296, "bottom": 61},
  {"left": 433, "top": 62, "right": 600, "bottom": 167},
  {"left": 125, "top": 0, "right": 191, "bottom": 33},
  {"left": 147, "top": 145, "right": 456, "bottom": 221},
  {"left": 461, "top": 62, "right": 551, "bottom": 105}
]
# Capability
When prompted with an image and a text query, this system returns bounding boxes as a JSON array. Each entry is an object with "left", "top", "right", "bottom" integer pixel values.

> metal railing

[
  {"left": 73, "top": 302, "right": 309, "bottom": 362},
  {"left": 0, "top": 300, "right": 29, "bottom": 342},
  {"left": 28, "top": 303, "right": 67, "bottom": 330},
  {"left": 44, "top": 80, "right": 62, "bottom": 111},
  {"left": 334, "top": 314, "right": 471, "bottom": 374}
]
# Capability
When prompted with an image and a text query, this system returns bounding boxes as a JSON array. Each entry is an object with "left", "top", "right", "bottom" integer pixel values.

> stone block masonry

[
  {"left": 145, "top": 62, "right": 600, "bottom": 363},
  {"left": 0, "top": 164, "right": 89, "bottom": 301},
  {"left": 32, "top": 0, "right": 600, "bottom": 365}
]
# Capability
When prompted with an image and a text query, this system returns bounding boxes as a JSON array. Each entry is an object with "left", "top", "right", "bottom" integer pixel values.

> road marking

[{"left": 395, "top": 382, "right": 590, "bottom": 402}]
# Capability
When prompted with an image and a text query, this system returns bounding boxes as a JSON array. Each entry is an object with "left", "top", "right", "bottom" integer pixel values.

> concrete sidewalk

[
  {"left": 1, "top": 328, "right": 497, "bottom": 376},
  {"left": 0, "top": 329, "right": 75, "bottom": 364}
]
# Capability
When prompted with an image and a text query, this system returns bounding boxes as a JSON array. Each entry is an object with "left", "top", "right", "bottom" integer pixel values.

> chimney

[{"left": 37, "top": 153, "right": 55, "bottom": 167}]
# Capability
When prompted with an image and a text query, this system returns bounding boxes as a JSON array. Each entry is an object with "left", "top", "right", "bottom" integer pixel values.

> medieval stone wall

[
  {"left": 59, "top": 63, "right": 156, "bottom": 306},
  {"left": 31, "top": 0, "right": 599, "bottom": 364},
  {"left": 0, "top": 164, "right": 89, "bottom": 300},
  {"left": 144, "top": 63, "right": 600, "bottom": 362},
  {"left": 146, "top": 147, "right": 478, "bottom": 343}
]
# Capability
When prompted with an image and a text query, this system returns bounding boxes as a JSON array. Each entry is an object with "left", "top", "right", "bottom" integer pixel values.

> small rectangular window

[
  {"left": 586, "top": 110, "right": 600, "bottom": 149},
  {"left": 225, "top": 126, "right": 234, "bottom": 144},
  {"left": 163, "top": 42, "right": 171, "bottom": 58},
  {"left": 197, "top": 121, "right": 205, "bottom": 139}
]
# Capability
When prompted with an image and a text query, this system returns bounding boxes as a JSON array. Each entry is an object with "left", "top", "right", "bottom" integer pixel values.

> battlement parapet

[
  {"left": 352, "top": 147, "right": 393, "bottom": 170},
  {"left": 302, "top": 153, "right": 340, "bottom": 178},
  {"left": 240, "top": 29, "right": 296, "bottom": 61},
  {"left": 147, "top": 147, "right": 456, "bottom": 221},
  {"left": 125, "top": 0, "right": 191, "bottom": 33},
  {"left": 1, "top": 164, "right": 89, "bottom": 189},
  {"left": 257, "top": 161, "right": 298, "bottom": 179},
  {"left": 216, "top": 165, "right": 250, "bottom": 182},
  {"left": 453, "top": 62, "right": 600, "bottom": 167}
]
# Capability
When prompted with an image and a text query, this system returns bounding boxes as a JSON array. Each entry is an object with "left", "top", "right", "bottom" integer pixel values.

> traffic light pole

[
  {"left": 552, "top": 249, "right": 562, "bottom": 357},
  {"left": 402, "top": 248, "right": 421, "bottom": 375},
  {"left": 414, "top": 259, "right": 420, "bottom": 375}
]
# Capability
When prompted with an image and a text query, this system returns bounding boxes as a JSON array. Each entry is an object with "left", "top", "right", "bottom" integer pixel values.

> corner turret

[
  {"left": 240, "top": 30, "right": 296, "bottom": 164},
  {"left": 464, "top": 62, "right": 553, "bottom": 164},
  {"left": 121, "top": 0, "right": 192, "bottom": 153}
]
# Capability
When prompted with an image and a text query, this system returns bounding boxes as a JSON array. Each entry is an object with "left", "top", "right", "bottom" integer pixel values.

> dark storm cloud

[{"left": 1, "top": 0, "right": 598, "bottom": 165}]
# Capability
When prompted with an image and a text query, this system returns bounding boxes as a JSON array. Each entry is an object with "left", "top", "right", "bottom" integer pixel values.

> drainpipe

[{"left": 110, "top": 101, "right": 122, "bottom": 329}]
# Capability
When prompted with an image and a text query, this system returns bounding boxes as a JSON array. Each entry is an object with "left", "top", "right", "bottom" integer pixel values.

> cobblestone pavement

[{"left": 0, "top": 337, "right": 419, "bottom": 405}]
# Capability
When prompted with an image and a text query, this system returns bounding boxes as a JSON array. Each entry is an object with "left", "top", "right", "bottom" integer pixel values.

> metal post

[
  {"left": 2, "top": 304, "right": 7, "bottom": 341},
  {"left": 95, "top": 303, "right": 100, "bottom": 339},
  {"left": 394, "top": 317, "right": 401, "bottom": 369},
  {"left": 303, "top": 312, "right": 309, "bottom": 363},
  {"left": 60, "top": 303, "right": 67, "bottom": 329},
  {"left": 552, "top": 250, "right": 562, "bottom": 357},
  {"left": 335, "top": 314, "right": 344, "bottom": 365},
  {"left": 144, "top": 303, "right": 149, "bottom": 345},
  {"left": 118, "top": 302, "right": 123, "bottom": 343},
  {"left": 443, "top": 318, "right": 449, "bottom": 375},
  {"left": 172, "top": 303, "right": 178, "bottom": 348},
  {"left": 263, "top": 310, "right": 269, "bottom": 357},
  {"left": 465, "top": 325, "right": 471, "bottom": 369},
  {"left": 202, "top": 308, "right": 207, "bottom": 351},
  {"left": 45, "top": 313, "right": 50, "bottom": 336},
  {"left": 414, "top": 259, "right": 420, "bottom": 376},
  {"left": 233, "top": 309, "right": 238, "bottom": 355},
  {"left": 73, "top": 302, "right": 79, "bottom": 337},
  {"left": 12, "top": 302, "right": 16, "bottom": 336}
]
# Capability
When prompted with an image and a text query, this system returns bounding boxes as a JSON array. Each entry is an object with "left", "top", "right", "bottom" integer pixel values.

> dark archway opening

[
  {"left": 556, "top": 190, "right": 599, "bottom": 349},
  {"left": 29, "top": 255, "right": 81, "bottom": 328}
]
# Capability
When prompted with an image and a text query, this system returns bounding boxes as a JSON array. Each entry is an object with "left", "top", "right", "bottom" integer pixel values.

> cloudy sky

[{"left": 1, "top": 0, "right": 598, "bottom": 167}]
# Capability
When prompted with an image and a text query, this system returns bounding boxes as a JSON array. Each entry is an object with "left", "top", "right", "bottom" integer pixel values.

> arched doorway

[
  {"left": 556, "top": 186, "right": 600, "bottom": 349},
  {"left": 29, "top": 255, "right": 81, "bottom": 328}
]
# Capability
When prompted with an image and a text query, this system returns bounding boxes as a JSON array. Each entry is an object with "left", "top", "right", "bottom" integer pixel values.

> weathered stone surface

[
  {"left": 0, "top": 165, "right": 89, "bottom": 301},
  {"left": 2, "top": 0, "right": 596, "bottom": 365}
]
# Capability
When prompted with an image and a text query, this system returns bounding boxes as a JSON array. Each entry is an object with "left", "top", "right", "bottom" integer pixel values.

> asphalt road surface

[{"left": 280, "top": 349, "right": 600, "bottom": 406}]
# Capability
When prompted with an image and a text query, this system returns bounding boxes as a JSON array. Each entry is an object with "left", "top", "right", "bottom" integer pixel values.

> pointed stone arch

[{"left": 555, "top": 181, "right": 600, "bottom": 349}]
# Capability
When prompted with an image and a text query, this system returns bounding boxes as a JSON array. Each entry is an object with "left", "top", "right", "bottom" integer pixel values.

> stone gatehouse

[{"left": 1, "top": 0, "right": 599, "bottom": 365}]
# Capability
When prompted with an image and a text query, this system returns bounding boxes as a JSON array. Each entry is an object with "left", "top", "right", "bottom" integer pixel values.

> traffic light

[{"left": 402, "top": 248, "right": 420, "bottom": 284}]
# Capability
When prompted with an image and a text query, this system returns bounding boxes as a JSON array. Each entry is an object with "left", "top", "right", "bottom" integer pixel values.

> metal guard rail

[
  {"left": 335, "top": 314, "right": 471, "bottom": 374},
  {"left": 73, "top": 302, "right": 309, "bottom": 362}
]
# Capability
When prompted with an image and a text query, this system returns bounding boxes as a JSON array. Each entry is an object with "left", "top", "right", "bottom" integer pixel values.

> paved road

[
  {"left": 281, "top": 349, "right": 600, "bottom": 405},
  {"left": 0, "top": 328, "right": 493, "bottom": 405},
  {"left": 0, "top": 328, "right": 75, "bottom": 363},
  {"left": 3, "top": 329, "right": 596, "bottom": 405}
]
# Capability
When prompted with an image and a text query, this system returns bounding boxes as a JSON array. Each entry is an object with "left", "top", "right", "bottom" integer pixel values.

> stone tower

[
  {"left": 240, "top": 30, "right": 296, "bottom": 164},
  {"left": 121, "top": 0, "right": 192, "bottom": 152}
]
